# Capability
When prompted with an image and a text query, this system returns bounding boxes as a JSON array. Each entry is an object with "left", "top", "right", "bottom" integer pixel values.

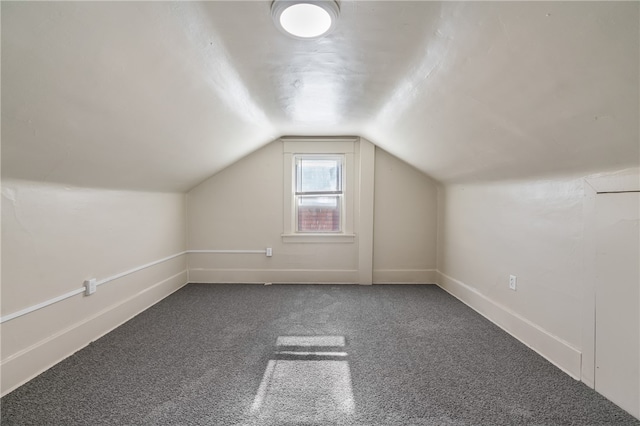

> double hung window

[
  {"left": 294, "top": 155, "right": 343, "bottom": 233},
  {"left": 282, "top": 137, "right": 355, "bottom": 243}
]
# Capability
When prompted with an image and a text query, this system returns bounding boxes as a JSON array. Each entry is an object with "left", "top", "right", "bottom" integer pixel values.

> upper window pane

[{"left": 296, "top": 156, "right": 342, "bottom": 194}]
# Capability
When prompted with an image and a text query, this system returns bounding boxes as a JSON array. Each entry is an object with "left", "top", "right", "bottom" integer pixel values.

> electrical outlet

[
  {"left": 509, "top": 275, "right": 517, "bottom": 291},
  {"left": 84, "top": 278, "right": 97, "bottom": 296},
  {"left": 266, "top": 247, "right": 273, "bottom": 257}
]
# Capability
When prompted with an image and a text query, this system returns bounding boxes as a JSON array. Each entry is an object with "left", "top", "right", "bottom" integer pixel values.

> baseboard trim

[
  {"left": 189, "top": 268, "right": 439, "bottom": 285},
  {"left": 373, "top": 269, "right": 437, "bottom": 284},
  {"left": 1, "top": 270, "right": 188, "bottom": 397},
  {"left": 436, "top": 270, "right": 582, "bottom": 380},
  {"left": 188, "top": 268, "right": 359, "bottom": 284}
]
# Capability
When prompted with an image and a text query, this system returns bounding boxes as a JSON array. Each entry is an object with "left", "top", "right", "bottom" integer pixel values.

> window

[
  {"left": 295, "top": 155, "right": 343, "bottom": 232},
  {"left": 282, "top": 137, "right": 356, "bottom": 243}
]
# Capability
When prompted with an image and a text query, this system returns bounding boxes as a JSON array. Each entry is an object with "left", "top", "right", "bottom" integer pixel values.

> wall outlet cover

[{"left": 509, "top": 275, "right": 517, "bottom": 291}]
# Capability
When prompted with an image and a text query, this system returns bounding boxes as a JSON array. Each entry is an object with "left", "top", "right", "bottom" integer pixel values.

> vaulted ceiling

[{"left": 2, "top": 1, "right": 638, "bottom": 192}]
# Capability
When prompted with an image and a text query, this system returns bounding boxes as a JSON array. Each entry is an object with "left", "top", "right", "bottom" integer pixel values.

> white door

[{"left": 595, "top": 191, "right": 640, "bottom": 418}]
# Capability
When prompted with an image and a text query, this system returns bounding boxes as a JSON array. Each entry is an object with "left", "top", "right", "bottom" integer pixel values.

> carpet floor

[{"left": 1, "top": 284, "right": 638, "bottom": 425}]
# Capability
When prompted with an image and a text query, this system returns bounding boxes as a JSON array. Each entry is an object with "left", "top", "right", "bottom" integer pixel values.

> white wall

[
  {"left": 1, "top": 179, "right": 188, "bottom": 395},
  {"left": 592, "top": 191, "right": 639, "bottom": 417},
  {"left": 373, "top": 148, "right": 438, "bottom": 283},
  {"left": 437, "top": 177, "right": 584, "bottom": 377},
  {"left": 436, "top": 169, "right": 640, "bottom": 387},
  {"left": 187, "top": 139, "right": 438, "bottom": 284}
]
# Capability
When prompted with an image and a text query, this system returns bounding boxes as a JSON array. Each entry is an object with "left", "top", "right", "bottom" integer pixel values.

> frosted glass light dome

[{"left": 271, "top": 0, "right": 340, "bottom": 39}]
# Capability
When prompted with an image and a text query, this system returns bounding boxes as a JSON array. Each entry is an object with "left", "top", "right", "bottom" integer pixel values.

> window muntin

[{"left": 294, "top": 155, "right": 343, "bottom": 233}]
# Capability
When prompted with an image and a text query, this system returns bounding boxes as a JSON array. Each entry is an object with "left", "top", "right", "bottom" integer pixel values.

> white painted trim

[
  {"left": 436, "top": 270, "right": 582, "bottom": 380},
  {"left": 188, "top": 268, "right": 359, "bottom": 284},
  {"left": 95, "top": 251, "right": 187, "bottom": 286},
  {"left": 581, "top": 179, "right": 598, "bottom": 388},
  {"left": 281, "top": 233, "right": 356, "bottom": 243},
  {"left": 373, "top": 269, "right": 437, "bottom": 284},
  {"left": 0, "top": 252, "right": 187, "bottom": 324},
  {"left": 188, "top": 266, "right": 439, "bottom": 285},
  {"left": 188, "top": 249, "right": 267, "bottom": 254},
  {"left": 1, "top": 270, "right": 188, "bottom": 396},
  {"left": 357, "top": 139, "right": 375, "bottom": 285},
  {"left": 0, "top": 287, "right": 86, "bottom": 324},
  {"left": 282, "top": 138, "right": 357, "bottom": 239},
  {"left": 0, "top": 249, "right": 271, "bottom": 324},
  {"left": 282, "top": 136, "right": 358, "bottom": 153},
  {"left": 585, "top": 167, "right": 640, "bottom": 193},
  {"left": 581, "top": 168, "right": 640, "bottom": 388}
]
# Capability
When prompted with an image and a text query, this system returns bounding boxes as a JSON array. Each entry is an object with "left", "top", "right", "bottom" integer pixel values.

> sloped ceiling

[{"left": 2, "top": 1, "right": 638, "bottom": 192}]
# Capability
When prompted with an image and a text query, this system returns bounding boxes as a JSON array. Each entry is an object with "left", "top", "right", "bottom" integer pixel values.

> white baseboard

[
  {"left": 188, "top": 268, "right": 359, "bottom": 284},
  {"left": 2, "top": 267, "right": 583, "bottom": 396},
  {"left": 190, "top": 268, "right": 438, "bottom": 285},
  {"left": 1, "top": 270, "right": 188, "bottom": 396},
  {"left": 436, "top": 271, "right": 582, "bottom": 380},
  {"left": 373, "top": 269, "right": 437, "bottom": 284}
]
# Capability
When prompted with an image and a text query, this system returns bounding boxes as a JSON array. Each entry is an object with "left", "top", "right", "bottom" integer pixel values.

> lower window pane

[{"left": 297, "top": 196, "right": 341, "bottom": 232}]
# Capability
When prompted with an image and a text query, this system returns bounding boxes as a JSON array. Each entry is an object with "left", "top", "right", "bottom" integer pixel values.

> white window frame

[{"left": 282, "top": 137, "right": 356, "bottom": 243}]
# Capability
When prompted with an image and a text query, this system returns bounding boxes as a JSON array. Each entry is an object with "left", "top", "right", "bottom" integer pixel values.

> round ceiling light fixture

[{"left": 271, "top": 0, "right": 340, "bottom": 39}]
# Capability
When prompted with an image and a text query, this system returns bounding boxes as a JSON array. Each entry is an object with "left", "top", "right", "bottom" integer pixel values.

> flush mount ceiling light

[{"left": 271, "top": 0, "right": 340, "bottom": 39}]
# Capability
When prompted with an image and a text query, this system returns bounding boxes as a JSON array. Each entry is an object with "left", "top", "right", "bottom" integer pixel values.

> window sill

[{"left": 281, "top": 233, "right": 356, "bottom": 243}]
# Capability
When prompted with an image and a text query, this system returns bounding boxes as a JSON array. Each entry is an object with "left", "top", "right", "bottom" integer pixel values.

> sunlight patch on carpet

[{"left": 250, "top": 335, "right": 355, "bottom": 423}]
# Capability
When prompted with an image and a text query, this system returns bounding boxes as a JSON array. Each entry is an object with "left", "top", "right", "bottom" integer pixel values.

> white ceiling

[{"left": 2, "top": 1, "right": 638, "bottom": 192}]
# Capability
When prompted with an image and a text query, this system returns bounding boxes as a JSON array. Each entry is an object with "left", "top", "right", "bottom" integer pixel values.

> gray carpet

[{"left": 1, "top": 284, "right": 638, "bottom": 425}]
